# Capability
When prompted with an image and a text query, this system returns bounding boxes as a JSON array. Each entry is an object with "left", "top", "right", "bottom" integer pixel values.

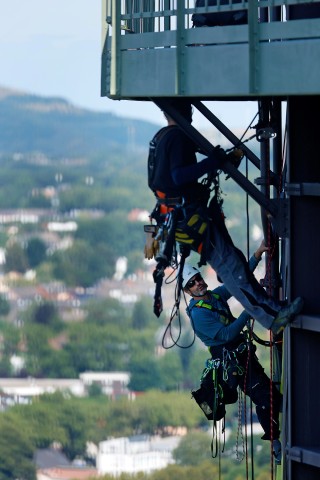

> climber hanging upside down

[{"left": 146, "top": 98, "right": 303, "bottom": 334}]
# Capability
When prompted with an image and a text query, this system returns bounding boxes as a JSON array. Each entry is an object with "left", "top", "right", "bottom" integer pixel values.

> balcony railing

[{"left": 101, "top": 0, "right": 320, "bottom": 97}]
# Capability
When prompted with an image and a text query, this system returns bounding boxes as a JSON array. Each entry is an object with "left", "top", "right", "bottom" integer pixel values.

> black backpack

[
  {"left": 147, "top": 126, "right": 179, "bottom": 192},
  {"left": 192, "top": 0, "right": 248, "bottom": 27},
  {"left": 148, "top": 127, "right": 165, "bottom": 191}
]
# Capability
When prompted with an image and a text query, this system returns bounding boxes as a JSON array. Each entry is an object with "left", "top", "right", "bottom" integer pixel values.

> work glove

[
  {"left": 144, "top": 232, "right": 160, "bottom": 260},
  {"left": 205, "top": 145, "right": 228, "bottom": 171},
  {"left": 202, "top": 146, "right": 244, "bottom": 174},
  {"left": 226, "top": 148, "right": 244, "bottom": 170}
]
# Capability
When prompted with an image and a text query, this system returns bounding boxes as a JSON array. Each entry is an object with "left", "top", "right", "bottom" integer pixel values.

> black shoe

[
  {"left": 273, "top": 439, "right": 282, "bottom": 465},
  {"left": 271, "top": 297, "right": 304, "bottom": 335}
]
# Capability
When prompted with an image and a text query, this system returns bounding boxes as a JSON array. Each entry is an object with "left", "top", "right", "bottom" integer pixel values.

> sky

[{"left": 0, "top": 0, "right": 258, "bottom": 131}]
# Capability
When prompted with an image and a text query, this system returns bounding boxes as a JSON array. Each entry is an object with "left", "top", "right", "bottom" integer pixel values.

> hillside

[
  {"left": 0, "top": 87, "right": 158, "bottom": 158},
  {"left": 0, "top": 86, "right": 262, "bottom": 251}
]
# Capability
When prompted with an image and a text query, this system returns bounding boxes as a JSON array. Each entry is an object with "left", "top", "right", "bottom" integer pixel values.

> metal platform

[{"left": 101, "top": 0, "right": 320, "bottom": 100}]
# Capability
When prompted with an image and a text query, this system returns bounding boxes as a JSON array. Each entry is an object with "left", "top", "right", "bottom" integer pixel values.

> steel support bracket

[
  {"left": 285, "top": 182, "right": 320, "bottom": 197},
  {"left": 254, "top": 175, "right": 278, "bottom": 187},
  {"left": 286, "top": 447, "right": 303, "bottom": 463}
]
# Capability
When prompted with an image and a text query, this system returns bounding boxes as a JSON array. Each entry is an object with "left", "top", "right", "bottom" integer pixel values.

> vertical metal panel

[
  {"left": 288, "top": 96, "right": 320, "bottom": 313},
  {"left": 286, "top": 96, "right": 320, "bottom": 480}
]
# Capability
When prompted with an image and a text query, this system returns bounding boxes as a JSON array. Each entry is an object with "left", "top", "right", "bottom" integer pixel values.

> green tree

[
  {"left": 0, "top": 295, "right": 10, "bottom": 316},
  {"left": 151, "top": 462, "right": 220, "bottom": 480},
  {"left": 106, "top": 391, "right": 204, "bottom": 435},
  {"left": 86, "top": 298, "right": 130, "bottom": 327},
  {"left": 52, "top": 239, "right": 113, "bottom": 286},
  {"left": 31, "top": 301, "right": 61, "bottom": 328},
  {"left": 75, "top": 212, "right": 143, "bottom": 260},
  {"left": 131, "top": 296, "right": 154, "bottom": 329},
  {"left": 23, "top": 324, "right": 53, "bottom": 376},
  {"left": 13, "top": 394, "right": 68, "bottom": 448},
  {"left": 26, "top": 237, "right": 47, "bottom": 268},
  {"left": 0, "top": 320, "right": 20, "bottom": 375},
  {"left": 129, "top": 354, "right": 162, "bottom": 391},
  {"left": 66, "top": 322, "right": 128, "bottom": 372},
  {"left": 57, "top": 401, "right": 89, "bottom": 459},
  {"left": 0, "top": 322, "right": 18, "bottom": 351},
  {"left": 0, "top": 416, "right": 36, "bottom": 480},
  {"left": 172, "top": 430, "right": 213, "bottom": 466},
  {"left": 0, "top": 357, "right": 13, "bottom": 377},
  {"left": 38, "top": 349, "right": 77, "bottom": 378},
  {"left": 88, "top": 382, "right": 103, "bottom": 397},
  {"left": 4, "top": 241, "right": 28, "bottom": 273},
  {"left": 157, "top": 350, "right": 184, "bottom": 391},
  {"left": 126, "top": 249, "right": 145, "bottom": 275}
]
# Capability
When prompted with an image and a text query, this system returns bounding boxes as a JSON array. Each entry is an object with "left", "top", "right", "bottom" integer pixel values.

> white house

[
  {"left": 79, "top": 371, "right": 130, "bottom": 396},
  {"left": 0, "top": 372, "right": 131, "bottom": 407},
  {"left": 97, "top": 435, "right": 181, "bottom": 476}
]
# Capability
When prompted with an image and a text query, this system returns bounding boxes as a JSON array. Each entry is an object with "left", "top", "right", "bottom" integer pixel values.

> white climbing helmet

[{"left": 182, "top": 264, "right": 201, "bottom": 288}]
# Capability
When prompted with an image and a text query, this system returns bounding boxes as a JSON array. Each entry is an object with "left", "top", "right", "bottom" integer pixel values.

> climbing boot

[
  {"left": 273, "top": 439, "right": 282, "bottom": 465},
  {"left": 271, "top": 297, "right": 304, "bottom": 335}
]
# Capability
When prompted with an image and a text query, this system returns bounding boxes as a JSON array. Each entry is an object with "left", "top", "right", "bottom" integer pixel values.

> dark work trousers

[
  {"left": 207, "top": 198, "right": 281, "bottom": 329},
  {"left": 210, "top": 342, "right": 282, "bottom": 440}
]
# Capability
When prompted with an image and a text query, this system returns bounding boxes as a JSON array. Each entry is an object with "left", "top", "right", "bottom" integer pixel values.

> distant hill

[{"left": 0, "top": 87, "right": 159, "bottom": 158}]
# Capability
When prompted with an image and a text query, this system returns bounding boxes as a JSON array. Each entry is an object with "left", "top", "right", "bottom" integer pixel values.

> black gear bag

[{"left": 191, "top": 359, "right": 238, "bottom": 421}]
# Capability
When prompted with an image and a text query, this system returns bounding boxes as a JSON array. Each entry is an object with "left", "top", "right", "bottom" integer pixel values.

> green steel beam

[
  {"left": 176, "top": 6, "right": 186, "bottom": 95},
  {"left": 110, "top": 0, "right": 121, "bottom": 96},
  {"left": 248, "top": 0, "right": 260, "bottom": 94}
]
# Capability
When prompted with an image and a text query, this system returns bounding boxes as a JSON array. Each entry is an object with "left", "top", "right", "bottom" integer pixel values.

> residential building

[
  {"left": 0, "top": 371, "right": 131, "bottom": 407},
  {"left": 97, "top": 435, "right": 181, "bottom": 475}
]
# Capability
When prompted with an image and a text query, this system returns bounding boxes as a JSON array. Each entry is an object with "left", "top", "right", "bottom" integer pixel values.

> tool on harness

[
  {"left": 191, "top": 356, "right": 239, "bottom": 421},
  {"left": 144, "top": 224, "right": 159, "bottom": 260},
  {"left": 153, "top": 264, "right": 164, "bottom": 318},
  {"left": 152, "top": 209, "right": 179, "bottom": 317},
  {"left": 150, "top": 201, "right": 211, "bottom": 316},
  {"left": 191, "top": 359, "right": 226, "bottom": 422},
  {"left": 222, "top": 346, "right": 246, "bottom": 389},
  {"left": 175, "top": 205, "right": 211, "bottom": 267}
]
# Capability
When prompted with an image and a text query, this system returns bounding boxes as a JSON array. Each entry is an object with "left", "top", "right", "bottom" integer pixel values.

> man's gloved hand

[
  {"left": 144, "top": 232, "right": 159, "bottom": 260},
  {"left": 226, "top": 148, "right": 244, "bottom": 170},
  {"left": 206, "top": 145, "right": 228, "bottom": 171},
  {"left": 204, "top": 146, "right": 244, "bottom": 174}
]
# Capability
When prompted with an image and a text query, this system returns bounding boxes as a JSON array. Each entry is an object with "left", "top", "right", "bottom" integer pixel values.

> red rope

[{"left": 243, "top": 343, "right": 249, "bottom": 480}]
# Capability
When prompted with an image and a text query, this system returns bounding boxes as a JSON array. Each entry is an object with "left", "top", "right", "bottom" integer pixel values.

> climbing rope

[
  {"left": 161, "top": 258, "right": 197, "bottom": 350},
  {"left": 236, "top": 387, "right": 246, "bottom": 462}
]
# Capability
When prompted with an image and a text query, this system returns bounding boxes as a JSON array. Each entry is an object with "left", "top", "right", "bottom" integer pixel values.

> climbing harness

[{"left": 149, "top": 187, "right": 218, "bottom": 320}]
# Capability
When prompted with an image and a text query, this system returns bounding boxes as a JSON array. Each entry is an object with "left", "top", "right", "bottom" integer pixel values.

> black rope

[
  {"left": 161, "top": 256, "right": 196, "bottom": 350},
  {"left": 225, "top": 111, "right": 259, "bottom": 154},
  {"left": 244, "top": 150, "right": 254, "bottom": 480}
]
